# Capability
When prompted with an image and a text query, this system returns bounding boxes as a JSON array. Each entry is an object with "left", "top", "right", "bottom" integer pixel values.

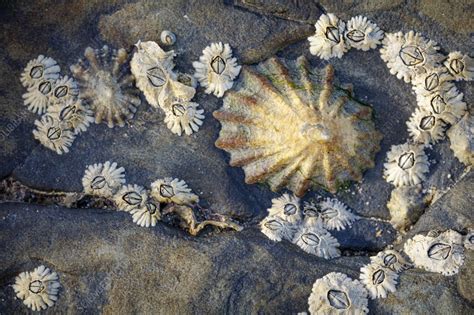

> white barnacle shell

[
  {"left": 404, "top": 230, "right": 465, "bottom": 276},
  {"left": 447, "top": 113, "right": 473, "bottom": 166},
  {"left": 164, "top": 101, "right": 205, "bottom": 136},
  {"left": 416, "top": 86, "right": 467, "bottom": 126},
  {"left": 47, "top": 98, "right": 94, "bottom": 135},
  {"left": 380, "top": 31, "right": 442, "bottom": 83},
  {"left": 82, "top": 161, "right": 126, "bottom": 198},
  {"left": 160, "top": 30, "right": 176, "bottom": 46},
  {"left": 12, "top": 265, "right": 60, "bottom": 311},
  {"left": 308, "top": 13, "right": 348, "bottom": 60},
  {"left": 444, "top": 51, "right": 473, "bottom": 81},
  {"left": 32, "top": 115, "right": 76, "bottom": 155},
  {"left": 293, "top": 221, "right": 341, "bottom": 259},
  {"left": 370, "top": 249, "right": 412, "bottom": 273},
  {"left": 130, "top": 196, "right": 161, "bottom": 227},
  {"left": 22, "top": 79, "right": 55, "bottom": 114},
  {"left": 150, "top": 177, "right": 199, "bottom": 205},
  {"left": 20, "top": 55, "right": 60, "bottom": 88},
  {"left": 267, "top": 193, "right": 302, "bottom": 224},
  {"left": 464, "top": 231, "right": 474, "bottom": 250},
  {"left": 308, "top": 272, "right": 369, "bottom": 315},
  {"left": 302, "top": 201, "right": 320, "bottom": 226},
  {"left": 259, "top": 215, "right": 295, "bottom": 242},
  {"left": 114, "top": 184, "right": 148, "bottom": 212},
  {"left": 318, "top": 197, "right": 358, "bottom": 231},
  {"left": 192, "top": 42, "right": 241, "bottom": 97},
  {"left": 383, "top": 142, "right": 429, "bottom": 187},
  {"left": 49, "top": 75, "right": 79, "bottom": 106},
  {"left": 345, "top": 15, "right": 384, "bottom": 51},
  {"left": 411, "top": 66, "right": 454, "bottom": 99},
  {"left": 407, "top": 107, "right": 446, "bottom": 145},
  {"left": 360, "top": 263, "right": 398, "bottom": 299},
  {"left": 177, "top": 72, "right": 198, "bottom": 88}
]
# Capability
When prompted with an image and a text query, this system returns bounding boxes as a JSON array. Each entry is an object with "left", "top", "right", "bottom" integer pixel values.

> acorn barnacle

[
  {"left": 380, "top": 31, "right": 442, "bottom": 83},
  {"left": 82, "top": 161, "right": 126, "bottom": 198},
  {"left": 267, "top": 193, "right": 302, "bottom": 224},
  {"left": 49, "top": 75, "right": 79, "bottom": 106},
  {"left": 308, "top": 13, "right": 348, "bottom": 60},
  {"left": 46, "top": 98, "right": 94, "bottom": 134},
  {"left": 130, "top": 197, "right": 161, "bottom": 228},
  {"left": 150, "top": 177, "right": 199, "bottom": 205},
  {"left": 12, "top": 265, "right": 60, "bottom": 311},
  {"left": 411, "top": 67, "right": 454, "bottom": 99},
  {"left": 192, "top": 42, "right": 241, "bottom": 97},
  {"left": 383, "top": 142, "right": 429, "bottom": 187},
  {"left": 20, "top": 55, "right": 60, "bottom": 89},
  {"left": 114, "top": 184, "right": 148, "bottom": 212},
  {"left": 407, "top": 107, "right": 446, "bottom": 144},
  {"left": 259, "top": 215, "right": 295, "bottom": 242},
  {"left": 370, "top": 249, "right": 412, "bottom": 273},
  {"left": 444, "top": 51, "right": 473, "bottom": 81},
  {"left": 164, "top": 101, "right": 204, "bottom": 136},
  {"left": 22, "top": 78, "right": 56, "bottom": 114},
  {"left": 345, "top": 15, "right": 384, "bottom": 51},
  {"left": 464, "top": 231, "right": 474, "bottom": 250},
  {"left": 318, "top": 197, "right": 358, "bottom": 231},
  {"left": 308, "top": 272, "right": 369, "bottom": 315},
  {"left": 32, "top": 115, "right": 76, "bottom": 154},
  {"left": 293, "top": 222, "right": 340, "bottom": 259},
  {"left": 131, "top": 41, "right": 195, "bottom": 109},
  {"left": 447, "top": 113, "right": 473, "bottom": 166},
  {"left": 416, "top": 86, "right": 467, "bottom": 126},
  {"left": 404, "top": 230, "right": 465, "bottom": 276},
  {"left": 70, "top": 45, "right": 141, "bottom": 128},
  {"left": 160, "top": 30, "right": 176, "bottom": 46},
  {"left": 359, "top": 263, "right": 398, "bottom": 299},
  {"left": 213, "top": 56, "right": 382, "bottom": 196}
]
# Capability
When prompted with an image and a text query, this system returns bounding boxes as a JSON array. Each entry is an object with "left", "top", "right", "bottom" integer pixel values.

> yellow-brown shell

[{"left": 213, "top": 56, "right": 382, "bottom": 196}]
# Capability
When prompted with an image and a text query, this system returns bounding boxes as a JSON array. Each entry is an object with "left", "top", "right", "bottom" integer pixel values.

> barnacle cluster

[
  {"left": 193, "top": 42, "right": 241, "bottom": 97},
  {"left": 404, "top": 230, "right": 465, "bottom": 276},
  {"left": 131, "top": 40, "right": 205, "bottom": 136},
  {"left": 308, "top": 14, "right": 383, "bottom": 60},
  {"left": 12, "top": 265, "right": 60, "bottom": 311},
  {"left": 260, "top": 194, "right": 358, "bottom": 260},
  {"left": 214, "top": 56, "right": 382, "bottom": 196}
]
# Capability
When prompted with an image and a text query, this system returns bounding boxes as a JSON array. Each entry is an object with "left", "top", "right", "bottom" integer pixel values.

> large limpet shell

[{"left": 213, "top": 56, "right": 382, "bottom": 196}]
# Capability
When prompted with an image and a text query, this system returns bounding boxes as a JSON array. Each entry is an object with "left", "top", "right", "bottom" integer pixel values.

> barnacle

[
  {"left": 308, "top": 272, "right": 369, "bottom": 314},
  {"left": 22, "top": 78, "right": 55, "bottom": 114},
  {"left": 12, "top": 265, "right": 60, "bottom": 311},
  {"left": 404, "top": 230, "right": 465, "bottom": 276},
  {"left": 177, "top": 72, "right": 198, "bottom": 88},
  {"left": 20, "top": 55, "right": 60, "bottom": 88},
  {"left": 345, "top": 15, "right": 384, "bottom": 51},
  {"left": 70, "top": 45, "right": 141, "bottom": 128},
  {"left": 411, "top": 67, "right": 454, "bottom": 99},
  {"left": 360, "top": 263, "right": 398, "bottom": 299},
  {"left": 130, "top": 197, "right": 161, "bottom": 227},
  {"left": 150, "top": 177, "right": 199, "bottom": 205},
  {"left": 380, "top": 31, "right": 442, "bottom": 83},
  {"left": 308, "top": 13, "right": 348, "bottom": 60},
  {"left": 259, "top": 215, "right": 295, "bottom": 242},
  {"left": 114, "top": 184, "right": 148, "bottom": 212},
  {"left": 82, "top": 161, "right": 126, "bottom": 198},
  {"left": 370, "top": 249, "right": 412, "bottom": 273},
  {"left": 49, "top": 75, "right": 79, "bottom": 106},
  {"left": 318, "top": 197, "right": 357, "bottom": 231},
  {"left": 160, "top": 30, "right": 177, "bottom": 46},
  {"left": 32, "top": 115, "right": 76, "bottom": 154},
  {"left": 407, "top": 107, "right": 446, "bottom": 144},
  {"left": 465, "top": 231, "right": 474, "bottom": 250},
  {"left": 164, "top": 101, "right": 204, "bottom": 136},
  {"left": 387, "top": 185, "right": 426, "bottom": 231},
  {"left": 383, "top": 143, "right": 429, "bottom": 187},
  {"left": 214, "top": 56, "right": 382, "bottom": 196},
  {"left": 131, "top": 41, "right": 195, "bottom": 109},
  {"left": 192, "top": 42, "right": 241, "bottom": 97},
  {"left": 416, "top": 86, "right": 467, "bottom": 126},
  {"left": 444, "top": 51, "right": 473, "bottom": 81},
  {"left": 447, "top": 113, "right": 473, "bottom": 166},
  {"left": 293, "top": 221, "right": 340, "bottom": 259},
  {"left": 47, "top": 98, "right": 94, "bottom": 134},
  {"left": 267, "top": 193, "right": 302, "bottom": 224}
]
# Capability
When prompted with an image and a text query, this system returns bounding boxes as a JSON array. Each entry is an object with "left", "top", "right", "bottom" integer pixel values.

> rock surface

[{"left": 0, "top": 0, "right": 472, "bottom": 313}]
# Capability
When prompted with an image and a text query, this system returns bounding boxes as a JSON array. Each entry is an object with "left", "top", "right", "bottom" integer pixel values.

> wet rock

[{"left": 232, "top": 0, "right": 322, "bottom": 23}]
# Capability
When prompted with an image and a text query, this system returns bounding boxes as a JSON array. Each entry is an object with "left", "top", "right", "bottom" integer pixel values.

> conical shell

[{"left": 213, "top": 56, "right": 382, "bottom": 196}]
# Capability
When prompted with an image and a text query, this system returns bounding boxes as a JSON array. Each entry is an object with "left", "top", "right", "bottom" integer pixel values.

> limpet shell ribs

[
  {"left": 308, "top": 272, "right": 369, "bottom": 314},
  {"left": 214, "top": 56, "right": 382, "bottom": 196}
]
